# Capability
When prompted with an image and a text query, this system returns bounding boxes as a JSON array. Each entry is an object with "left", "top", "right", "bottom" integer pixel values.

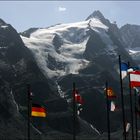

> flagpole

[
  {"left": 27, "top": 84, "right": 31, "bottom": 140},
  {"left": 105, "top": 81, "right": 111, "bottom": 140},
  {"left": 73, "top": 82, "right": 76, "bottom": 140},
  {"left": 128, "top": 62, "right": 134, "bottom": 140},
  {"left": 119, "top": 55, "right": 126, "bottom": 140},
  {"left": 134, "top": 89, "right": 138, "bottom": 140}
]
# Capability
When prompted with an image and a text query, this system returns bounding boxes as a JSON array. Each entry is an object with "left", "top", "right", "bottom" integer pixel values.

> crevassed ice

[{"left": 21, "top": 18, "right": 108, "bottom": 78}]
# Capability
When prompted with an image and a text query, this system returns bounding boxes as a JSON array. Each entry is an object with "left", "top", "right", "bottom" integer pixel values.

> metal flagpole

[
  {"left": 118, "top": 55, "right": 126, "bottom": 140},
  {"left": 73, "top": 82, "right": 76, "bottom": 140},
  {"left": 134, "top": 88, "right": 138, "bottom": 140},
  {"left": 128, "top": 62, "right": 134, "bottom": 140},
  {"left": 105, "top": 81, "right": 111, "bottom": 140},
  {"left": 27, "top": 84, "right": 31, "bottom": 140}
]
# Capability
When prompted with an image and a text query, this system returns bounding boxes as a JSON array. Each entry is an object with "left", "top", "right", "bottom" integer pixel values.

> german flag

[{"left": 31, "top": 104, "right": 46, "bottom": 117}]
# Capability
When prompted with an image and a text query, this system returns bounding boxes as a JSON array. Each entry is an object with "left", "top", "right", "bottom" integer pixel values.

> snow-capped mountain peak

[
  {"left": 29, "top": 19, "right": 108, "bottom": 41},
  {"left": 21, "top": 17, "right": 108, "bottom": 78},
  {"left": 86, "top": 10, "right": 105, "bottom": 21}
]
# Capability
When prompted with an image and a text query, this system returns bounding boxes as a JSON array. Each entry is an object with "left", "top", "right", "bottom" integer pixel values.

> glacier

[{"left": 21, "top": 18, "right": 109, "bottom": 78}]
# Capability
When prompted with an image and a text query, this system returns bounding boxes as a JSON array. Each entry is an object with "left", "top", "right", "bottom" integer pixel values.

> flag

[
  {"left": 125, "top": 122, "right": 131, "bottom": 133},
  {"left": 129, "top": 71, "right": 140, "bottom": 88},
  {"left": 106, "top": 88, "right": 116, "bottom": 99},
  {"left": 30, "top": 92, "right": 34, "bottom": 100},
  {"left": 77, "top": 104, "right": 83, "bottom": 115},
  {"left": 30, "top": 92, "right": 33, "bottom": 96},
  {"left": 31, "top": 104, "right": 46, "bottom": 117},
  {"left": 121, "top": 63, "right": 128, "bottom": 79},
  {"left": 110, "top": 101, "right": 116, "bottom": 111},
  {"left": 134, "top": 87, "right": 140, "bottom": 95},
  {"left": 109, "top": 101, "right": 118, "bottom": 112},
  {"left": 74, "top": 90, "right": 84, "bottom": 104}
]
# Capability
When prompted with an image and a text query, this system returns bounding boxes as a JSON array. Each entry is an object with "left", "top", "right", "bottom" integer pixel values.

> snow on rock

[
  {"left": 21, "top": 18, "right": 108, "bottom": 78},
  {"left": 128, "top": 48, "right": 140, "bottom": 55},
  {"left": 0, "top": 46, "right": 8, "bottom": 49},
  {"left": 90, "top": 124, "right": 101, "bottom": 135},
  {"left": 9, "top": 90, "right": 19, "bottom": 116},
  {"left": 56, "top": 81, "right": 65, "bottom": 98},
  {"left": 88, "top": 18, "right": 108, "bottom": 31},
  {"left": 128, "top": 48, "right": 140, "bottom": 60},
  {"left": 0, "top": 25, "right": 8, "bottom": 29}
]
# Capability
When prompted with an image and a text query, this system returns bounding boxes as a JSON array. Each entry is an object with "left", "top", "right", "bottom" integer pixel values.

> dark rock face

[
  {"left": 120, "top": 24, "right": 140, "bottom": 63},
  {"left": 0, "top": 79, "right": 29, "bottom": 139},
  {"left": 47, "top": 53, "right": 65, "bottom": 71},
  {"left": 120, "top": 24, "right": 140, "bottom": 48},
  {"left": 0, "top": 20, "right": 57, "bottom": 139},
  {"left": 53, "top": 33, "right": 63, "bottom": 53},
  {"left": 83, "top": 30, "right": 107, "bottom": 61},
  {"left": 0, "top": 79, "right": 16, "bottom": 119},
  {"left": 20, "top": 27, "right": 38, "bottom": 38},
  {"left": 0, "top": 22, "right": 53, "bottom": 104}
]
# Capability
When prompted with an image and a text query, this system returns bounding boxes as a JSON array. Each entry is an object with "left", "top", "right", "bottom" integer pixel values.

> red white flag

[
  {"left": 130, "top": 71, "right": 140, "bottom": 88},
  {"left": 74, "top": 90, "right": 84, "bottom": 104},
  {"left": 125, "top": 122, "right": 131, "bottom": 133},
  {"left": 110, "top": 101, "right": 116, "bottom": 111},
  {"left": 109, "top": 101, "right": 119, "bottom": 112}
]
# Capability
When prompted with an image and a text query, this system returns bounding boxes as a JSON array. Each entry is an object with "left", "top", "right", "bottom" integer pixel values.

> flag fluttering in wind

[
  {"left": 125, "top": 122, "right": 131, "bottom": 134},
  {"left": 73, "top": 88, "right": 84, "bottom": 116},
  {"left": 74, "top": 90, "right": 84, "bottom": 104},
  {"left": 31, "top": 104, "right": 46, "bottom": 117},
  {"left": 77, "top": 103, "right": 83, "bottom": 115},
  {"left": 109, "top": 101, "right": 118, "bottom": 112},
  {"left": 121, "top": 63, "right": 129, "bottom": 79},
  {"left": 134, "top": 87, "right": 140, "bottom": 95},
  {"left": 129, "top": 71, "right": 140, "bottom": 88}
]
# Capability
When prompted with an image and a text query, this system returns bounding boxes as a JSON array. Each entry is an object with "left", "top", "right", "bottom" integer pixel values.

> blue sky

[{"left": 0, "top": 1, "right": 140, "bottom": 32}]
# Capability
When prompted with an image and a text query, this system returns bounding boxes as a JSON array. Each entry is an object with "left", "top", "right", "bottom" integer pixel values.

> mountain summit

[
  {"left": 86, "top": 10, "right": 105, "bottom": 21},
  {"left": 86, "top": 10, "right": 111, "bottom": 27}
]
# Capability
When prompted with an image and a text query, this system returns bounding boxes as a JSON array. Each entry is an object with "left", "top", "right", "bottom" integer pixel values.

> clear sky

[{"left": 0, "top": 1, "right": 140, "bottom": 32}]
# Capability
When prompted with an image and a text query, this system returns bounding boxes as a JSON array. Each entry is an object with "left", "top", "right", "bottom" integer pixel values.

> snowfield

[{"left": 21, "top": 18, "right": 108, "bottom": 78}]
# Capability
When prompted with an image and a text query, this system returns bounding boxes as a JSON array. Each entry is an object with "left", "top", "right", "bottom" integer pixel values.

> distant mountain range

[{"left": 0, "top": 10, "right": 140, "bottom": 139}]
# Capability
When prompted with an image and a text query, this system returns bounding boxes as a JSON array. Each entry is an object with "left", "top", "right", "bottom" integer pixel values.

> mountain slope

[
  {"left": 0, "top": 18, "right": 64, "bottom": 139},
  {"left": 120, "top": 24, "right": 140, "bottom": 64},
  {"left": 20, "top": 11, "right": 138, "bottom": 134},
  {"left": 0, "top": 18, "right": 100, "bottom": 139},
  {"left": 21, "top": 17, "right": 109, "bottom": 78}
]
